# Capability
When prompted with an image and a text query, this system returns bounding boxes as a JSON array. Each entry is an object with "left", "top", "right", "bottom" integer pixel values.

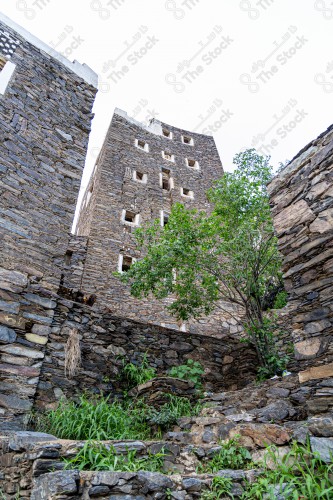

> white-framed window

[
  {"left": 185, "top": 158, "right": 199, "bottom": 170},
  {"left": 181, "top": 187, "right": 194, "bottom": 199},
  {"left": 181, "top": 135, "right": 194, "bottom": 146},
  {"left": 160, "top": 168, "right": 174, "bottom": 191},
  {"left": 162, "top": 151, "right": 175, "bottom": 162},
  {"left": 118, "top": 254, "right": 136, "bottom": 273},
  {"left": 133, "top": 170, "right": 147, "bottom": 183},
  {"left": 0, "top": 56, "right": 16, "bottom": 95},
  {"left": 121, "top": 209, "right": 140, "bottom": 226},
  {"left": 135, "top": 139, "right": 149, "bottom": 152},
  {"left": 162, "top": 128, "right": 173, "bottom": 139},
  {"left": 160, "top": 210, "right": 170, "bottom": 226}
]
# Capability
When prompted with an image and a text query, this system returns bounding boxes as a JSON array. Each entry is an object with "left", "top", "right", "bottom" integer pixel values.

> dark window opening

[
  {"left": 124, "top": 210, "right": 136, "bottom": 223},
  {"left": 64, "top": 250, "right": 73, "bottom": 266},
  {"left": 163, "top": 128, "right": 171, "bottom": 138},
  {"left": 161, "top": 168, "right": 171, "bottom": 191},
  {"left": 122, "top": 256, "right": 133, "bottom": 272},
  {"left": 187, "top": 159, "right": 196, "bottom": 167},
  {"left": 183, "top": 188, "right": 190, "bottom": 196},
  {"left": 183, "top": 135, "right": 192, "bottom": 144},
  {"left": 137, "top": 140, "right": 146, "bottom": 149},
  {"left": 163, "top": 213, "right": 169, "bottom": 226},
  {"left": 136, "top": 171, "right": 144, "bottom": 181}
]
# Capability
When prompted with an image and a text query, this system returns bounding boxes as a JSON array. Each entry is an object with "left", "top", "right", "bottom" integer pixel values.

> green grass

[
  {"left": 197, "top": 435, "right": 252, "bottom": 473},
  {"left": 201, "top": 476, "right": 234, "bottom": 499},
  {"left": 64, "top": 441, "right": 165, "bottom": 472},
  {"left": 120, "top": 354, "right": 156, "bottom": 389},
  {"left": 241, "top": 441, "right": 333, "bottom": 499},
  {"left": 37, "top": 393, "right": 202, "bottom": 440},
  {"left": 37, "top": 395, "right": 153, "bottom": 440}
]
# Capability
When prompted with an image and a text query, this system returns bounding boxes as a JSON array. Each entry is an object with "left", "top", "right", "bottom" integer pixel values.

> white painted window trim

[
  {"left": 185, "top": 158, "right": 200, "bottom": 170},
  {"left": 135, "top": 138, "right": 149, "bottom": 152},
  {"left": 0, "top": 60, "right": 16, "bottom": 95},
  {"left": 162, "top": 129, "right": 173, "bottom": 140},
  {"left": 181, "top": 187, "right": 194, "bottom": 199},
  {"left": 133, "top": 170, "right": 147, "bottom": 184},
  {"left": 162, "top": 151, "right": 175, "bottom": 162},
  {"left": 159, "top": 173, "right": 174, "bottom": 191},
  {"left": 121, "top": 209, "right": 140, "bottom": 226},
  {"left": 118, "top": 254, "right": 136, "bottom": 273},
  {"left": 160, "top": 210, "right": 170, "bottom": 226},
  {"left": 181, "top": 135, "right": 194, "bottom": 146}
]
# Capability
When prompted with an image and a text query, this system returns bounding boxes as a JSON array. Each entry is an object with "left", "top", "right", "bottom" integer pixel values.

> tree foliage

[{"left": 119, "top": 149, "right": 285, "bottom": 372}]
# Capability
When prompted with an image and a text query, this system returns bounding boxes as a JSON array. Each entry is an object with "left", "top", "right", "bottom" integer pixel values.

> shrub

[
  {"left": 168, "top": 359, "right": 204, "bottom": 387},
  {"left": 120, "top": 354, "right": 156, "bottom": 389},
  {"left": 197, "top": 435, "right": 252, "bottom": 473},
  {"left": 241, "top": 441, "right": 333, "bottom": 499},
  {"left": 147, "top": 393, "right": 202, "bottom": 429},
  {"left": 37, "top": 393, "right": 202, "bottom": 440},
  {"left": 37, "top": 395, "right": 153, "bottom": 440},
  {"left": 273, "top": 290, "right": 288, "bottom": 309},
  {"left": 64, "top": 441, "right": 165, "bottom": 472},
  {"left": 201, "top": 476, "right": 234, "bottom": 499}
]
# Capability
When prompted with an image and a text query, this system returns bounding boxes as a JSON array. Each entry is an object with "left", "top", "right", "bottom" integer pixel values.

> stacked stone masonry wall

[
  {"left": 0, "top": 19, "right": 97, "bottom": 429},
  {"left": 268, "top": 125, "right": 333, "bottom": 374}
]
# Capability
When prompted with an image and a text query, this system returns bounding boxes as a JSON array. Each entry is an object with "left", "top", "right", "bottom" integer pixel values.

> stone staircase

[{"left": 1, "top": 373, "right": 333, "bottom": 498}]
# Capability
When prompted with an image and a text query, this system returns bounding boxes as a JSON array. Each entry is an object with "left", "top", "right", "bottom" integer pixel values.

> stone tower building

[
  {"left": 0, "top": 13, "right": 97, "bottom": 428},
  {"left": 76, "top": 109, "right": 239, "bottom": 334}
]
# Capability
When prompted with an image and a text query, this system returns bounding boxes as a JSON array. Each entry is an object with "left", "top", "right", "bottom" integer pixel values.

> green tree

[{"left": 119, "top": 150, "right": 285, "bottom": 372}]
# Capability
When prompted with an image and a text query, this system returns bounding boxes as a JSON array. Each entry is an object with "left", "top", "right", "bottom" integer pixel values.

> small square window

[
  {"left": 162, "top": 151, "right": 175, "bottom": 162},
  {"left": 186, "top": 158, "right": 199, "bottom": 170},
  {"left": 181, "top": 187, "right": 194, "bottom": 198},
  {"left": 118, "top": 254, "right": 136, "bottom": 273},
  {"left": 133, "top": 170, "right": 147, "bottom": 183},
  {"left": 162, "top": 128, "right": 172, "bottom": 139},
  {"left": 122, "top": 256, "right": 133, "bottom": 272},
  {"left": 182, "top": 135, "right": 194, "bottom": 146},
  {"left": 122, "top": 209, "right": 140, "bottom": 226},
  {"left": 124, "top": 210, "right": 136, "bottom": 222},
  {"left": 135, "top": 139, "right": 149, "bottom": 152},
  {"left": 163, "top": 212, "right": 169, "bottom": 226}
]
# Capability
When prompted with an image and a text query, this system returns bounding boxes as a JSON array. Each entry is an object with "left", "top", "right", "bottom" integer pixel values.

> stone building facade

[
  {"left": 76, "top": 109, "right": 243, "bottom": 335},
  {"left": 0, "top": 13, "right": 98, "bottom": 429},
  {"left": 268, "top": 125, "right": 333, "bottom": 378}
]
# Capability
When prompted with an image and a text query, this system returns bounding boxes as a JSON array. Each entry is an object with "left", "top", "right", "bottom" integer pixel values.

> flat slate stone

[
  {"left": 8, "top": 431, "right": 58, "bottom": 451},
  {"left": 0, "top": 325, "right": 17, "bottom": 343}
]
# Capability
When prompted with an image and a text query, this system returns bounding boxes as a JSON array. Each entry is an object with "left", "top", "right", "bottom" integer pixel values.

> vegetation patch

[
  {"left": 64, "top": 441, "right": 165, "bottom": 472},
  {"left": 197, "top": 435, "right": 253, "bottom": 473},
  {"left": 37, "top": 393, "right": 202, "bottom": 440},
  {"left": 168, "top": 359, "right": 204, "bottom": 388}
]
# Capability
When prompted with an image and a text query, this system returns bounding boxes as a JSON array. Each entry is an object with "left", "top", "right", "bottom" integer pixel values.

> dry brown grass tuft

[{"left": 64, "top": 328, "right": 81, "bottom": 378}]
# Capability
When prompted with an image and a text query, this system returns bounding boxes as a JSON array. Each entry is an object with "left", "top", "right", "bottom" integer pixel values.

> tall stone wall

[
  {"left": 268, "top": 125, "right": 333, "bottom": 378},
  {"left": 76, "top": 109, "right": 244, "bottom": 336},
  {"left": 33, "top": 298, "right": 258, "bottom": 413},
  {"left": 0, "top": 15, "right": 97, "bottom": 429}
]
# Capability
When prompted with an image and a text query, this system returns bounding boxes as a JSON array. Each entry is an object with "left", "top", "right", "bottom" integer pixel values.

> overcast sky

[{"left": 1, "top": 0, "right": 332, "bottom": 210}]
